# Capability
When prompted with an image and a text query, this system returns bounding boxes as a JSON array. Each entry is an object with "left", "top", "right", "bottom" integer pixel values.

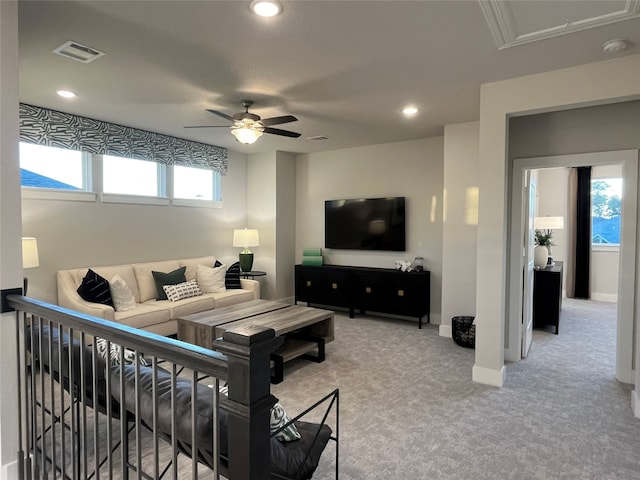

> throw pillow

[
  {"left": 77, "top": 269, "right": 114, "bottom": 307},
  {"left": 197, "top": 264, "right": 227, "bottom": 293},
  {"left": 225, "top": 261, "right": 242, "bottom": 289},
  {"left": 152, "top": 266, "right": 187, "bottom": 300},
  {"left": 109, "top": 274, "right": 137, "bottom": 312},
  {"left": 270, "top": 402, "right": 302, "bottom": 442},
  {"left": 95, "top": 338, "right": 148, "bottom": 367},
  {"left": 162, "top": 279, "right": 203, "bottom": 302},
  {"left": 217, "top": 385, "right": 300, "bottom": 442}
]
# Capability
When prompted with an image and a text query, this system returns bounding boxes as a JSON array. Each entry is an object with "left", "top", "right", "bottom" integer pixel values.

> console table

[
  {"left": 295, "top": 264, "right": 430, "bottom": 328},
  {"left": 533, "top": 261, "right": 563, "bottom": 334}
]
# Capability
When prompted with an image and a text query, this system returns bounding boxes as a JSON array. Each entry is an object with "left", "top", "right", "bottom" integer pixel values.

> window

[
  {"left": 591, "top": 178, "right": 621, "bottom": 245},
  {"left": 102, "top": 155, "right": 164, "bottom": 197},
  {"left": 20, "top": 142, "right": 87, "bottom": 190},
  {"left": 173, "top": 165, "right": 220, "bottom": 201}
]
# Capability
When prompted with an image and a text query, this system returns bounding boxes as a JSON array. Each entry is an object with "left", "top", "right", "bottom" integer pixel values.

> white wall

[
  {"left": 295, "top": 137, "right": 444, "bottom": 324},
  {"left": 0, "top": 2, "right": 22, "bottom": 476},
  {"left": 246, "top": 150, "right": 297, "bottom": 301},
  {"left": 441, "top": 121, "right": 479, "bottom": 336},
  {"left": 22, "top": 150, "right": 249, "bottom": 304}
]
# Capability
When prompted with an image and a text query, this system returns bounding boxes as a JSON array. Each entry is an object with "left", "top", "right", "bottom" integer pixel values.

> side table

[
  {"left": 533, "top": 261, "right": 563, "bottom": 334},
  {"left": 240, "top": 270, "right": 267, "bottom": 279}
]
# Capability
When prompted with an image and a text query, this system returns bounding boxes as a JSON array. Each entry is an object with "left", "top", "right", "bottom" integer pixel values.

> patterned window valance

[{"left": 19, "top": 103, "right": 227, "bottom": 174}]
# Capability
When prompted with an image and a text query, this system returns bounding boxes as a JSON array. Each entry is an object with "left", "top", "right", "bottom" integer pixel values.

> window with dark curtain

[{"left": 574, "top": 166, "right": 592, "bottom": 299}]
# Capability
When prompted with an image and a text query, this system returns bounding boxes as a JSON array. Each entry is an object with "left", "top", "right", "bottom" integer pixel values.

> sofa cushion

[
  {"left": 76, "top": 265, "right": 141, "bottom": 303},
  {"left": 113, "top": 303, "right": 172, "bottom": 329},
  {"left": 179, "top": 256, "right": 216, "bottom": 282},
  {"left": 197, "top": 264, "right": 227, "bottom": 293},
  {"left": 109, "top": 274, "right": 137, "bottom": 312},
  {"left": 134, "top": 260, "right": 181, "bottom": 302},
  {"left": 163, "top": 280, "right": 202, "bottom": 302},
  {"left": 212, "top": 289, "right": 255, "bottom": 309},
  {"left": 77, "top": 269, "right": 114, "bottom": 307},
  {"left": 152, "top": 266, "right": 187, "bottom": 301},
  {"left": 148, "top": 294, "right": 216, "bottom": 319}
]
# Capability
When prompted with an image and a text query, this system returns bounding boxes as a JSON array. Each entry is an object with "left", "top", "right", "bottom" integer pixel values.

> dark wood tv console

[{"left": 294, "top": 264, "right": 430, "bottom": 328}]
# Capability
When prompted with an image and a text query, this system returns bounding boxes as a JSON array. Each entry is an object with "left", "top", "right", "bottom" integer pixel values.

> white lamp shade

[
  {"left": 233, "top": 229, "right": 260, "bottom": 248},
  {"left": 231, "top": 127, "right": 263, "bottom": 144},
  {"left": 22, "top": 237, "right": 40, "bottom": 268},
  {"left": 534, "top": 216, "right": 564, "bottom": 230}
]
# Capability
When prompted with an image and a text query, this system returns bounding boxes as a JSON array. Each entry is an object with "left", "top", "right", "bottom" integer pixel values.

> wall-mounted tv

[{"left": 325, "top": 197, "right": 406, "bottom": 251}]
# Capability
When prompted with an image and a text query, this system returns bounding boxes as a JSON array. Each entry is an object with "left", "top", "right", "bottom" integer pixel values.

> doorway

[{"left": 506, "top": 150, "right": 638, "bottom": 384}]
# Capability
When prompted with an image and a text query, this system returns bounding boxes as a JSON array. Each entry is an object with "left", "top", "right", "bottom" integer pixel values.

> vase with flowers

[{"left": 534, "top": 229, "right": 553, "bottom": 268}]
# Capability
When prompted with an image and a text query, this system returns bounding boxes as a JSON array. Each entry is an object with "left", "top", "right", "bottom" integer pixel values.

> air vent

[
  {"left": 53, "top": 41, "right": 106, "bottom": 63},
  {"left": 307, "top": 135, "right": 329, "bottom": 141}
]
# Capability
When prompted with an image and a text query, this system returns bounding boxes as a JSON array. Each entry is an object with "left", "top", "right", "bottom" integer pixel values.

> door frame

[{"left": 506, "top": 150, "right": 638, "bottom": 384}]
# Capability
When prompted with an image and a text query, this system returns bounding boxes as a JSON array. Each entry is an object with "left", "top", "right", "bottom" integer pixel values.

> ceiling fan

[{"left": 185, "top": 100, "right": 301, "bottom": 144}]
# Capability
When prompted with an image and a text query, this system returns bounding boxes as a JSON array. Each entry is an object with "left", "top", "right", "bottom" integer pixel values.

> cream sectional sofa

[{"left": 57, "top": 256, "right": 259, "bottom": 336}]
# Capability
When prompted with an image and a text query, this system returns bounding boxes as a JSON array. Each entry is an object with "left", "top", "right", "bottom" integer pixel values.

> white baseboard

[
  {"left": 2, "top": 459, "right": 19, "bottom": 479},
  {"left": 472, "top": 364, "right": 506, "bottom": 387},
  {"left": 632, "top": 390, "right": 640, "bottom": 418},
  {"left": 590, "top": 292, "right": 618, "bottom": 303},
  {"left": 439, "top": 324, "right": 452, "bottom": 338}
]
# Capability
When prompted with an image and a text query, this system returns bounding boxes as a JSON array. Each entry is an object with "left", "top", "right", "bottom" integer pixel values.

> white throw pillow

[
  {"left": 109, "top": 274, "right": 137, "bottom": 312},
  {"left": 196, "top": 264, "right": 227, "bottom": 293},
  {"left": 162, "top": 279, "right": 203, "bottom": 302}
]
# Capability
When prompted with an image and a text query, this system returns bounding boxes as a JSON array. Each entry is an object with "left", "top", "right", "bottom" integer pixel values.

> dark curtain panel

[{"left": 574, "top": 166, "right": 591, "bottom": 299}]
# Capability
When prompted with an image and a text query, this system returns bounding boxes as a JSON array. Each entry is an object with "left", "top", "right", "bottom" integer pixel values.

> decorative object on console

[
  {"left": 22, "top": 237, "right": 39, "bottom": 295},
  {"left": 302, "top": 247, "right": 323, "bottom": 266},
  {"left": 534, "top": 216, "right": 564, "bottom": 266},
  {"left": 412, "top": 257, "right": 425, "bottom": 272},
  {"left": 394, "top": 260, "right": 413, "bottom": 272},
  {"left": 233, "top": 228, "right": 260, "bottom": 272}
]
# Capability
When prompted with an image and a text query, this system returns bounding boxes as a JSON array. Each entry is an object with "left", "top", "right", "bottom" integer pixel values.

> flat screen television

[{"left": 324, "top": 197, "right": 406, "bottom": 251}]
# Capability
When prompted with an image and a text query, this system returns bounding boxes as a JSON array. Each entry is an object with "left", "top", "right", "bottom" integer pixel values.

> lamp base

[{"left": 239, "top": 253, "right": 254, "bottom": 272}]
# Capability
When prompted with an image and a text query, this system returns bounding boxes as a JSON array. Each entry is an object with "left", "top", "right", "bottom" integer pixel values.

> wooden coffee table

[
  {"left": 177, "top": 299, "right": 290, "bottom": 349},
  {"left": 177, "top": 300, "right": 334, "bottom": 383}
]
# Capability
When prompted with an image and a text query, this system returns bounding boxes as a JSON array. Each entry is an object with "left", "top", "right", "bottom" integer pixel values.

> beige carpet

[{"left": 271, "top": 298, "right": 640, "bottom": 480}]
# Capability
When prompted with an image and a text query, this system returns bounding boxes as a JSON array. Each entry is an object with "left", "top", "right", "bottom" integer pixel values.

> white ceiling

[{"left": 18, "top": 0, "right": 640, "bottom": 155}]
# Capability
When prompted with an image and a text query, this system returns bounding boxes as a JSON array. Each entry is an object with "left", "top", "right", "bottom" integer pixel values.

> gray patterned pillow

[
  {"left": 218, "top": 385, "right": 300, "bottom": 442},
  {"left": 95, "top": 338, "right": 148, "bottom": 367},
  {"left": 270, "top": 402, "right": 301, "bottom": 442}
]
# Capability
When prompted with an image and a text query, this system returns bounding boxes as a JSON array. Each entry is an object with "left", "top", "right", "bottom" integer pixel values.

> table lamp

[
  {"left": 233, "top": 229, "right": 259, "bottom": 272},
  {"left": 22, "top": 237, "right": 40, "bottom": 295}
]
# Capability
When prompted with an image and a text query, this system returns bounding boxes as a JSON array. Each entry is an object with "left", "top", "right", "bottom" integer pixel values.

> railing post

[{"left": 214, "top": 324, "right": 283, "bottom": 480}]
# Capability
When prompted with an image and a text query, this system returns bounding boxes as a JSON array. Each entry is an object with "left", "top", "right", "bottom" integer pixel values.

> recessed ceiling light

[
  {"left": 56, "top": 90, "right": 76, "bottom": 98},
  {"left": 402, "top": 106, "right": 419, "bottom": 117},
  {"left": 250, "top": 0, "right": 282, "bottom": 17}
]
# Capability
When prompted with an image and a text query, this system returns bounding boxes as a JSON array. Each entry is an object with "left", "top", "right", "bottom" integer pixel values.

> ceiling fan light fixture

[
  {"left": 250, "top": 0, "right": 282, "bottom": 17},
  {"left": 231, "top": 126, "right": 264, "bottom": 144},
  {"left": 402, "top": 106, "right": 419, "bottom": 117}
]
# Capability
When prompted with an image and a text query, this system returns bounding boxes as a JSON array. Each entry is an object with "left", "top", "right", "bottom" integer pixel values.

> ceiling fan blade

[
  {"left": 260, "top": 115, "right": 298, "bottom": 127},
  {"left": 206, "top": 109, "right": 234, "bottom": 122},
  {"left": 184, "top": 125, "right": 230, "bottom": 129},
  {"left": 263, "top": 126, "right": 301, "bottom": 138}
]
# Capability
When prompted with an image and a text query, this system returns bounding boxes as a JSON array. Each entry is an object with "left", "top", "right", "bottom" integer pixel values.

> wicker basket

[{"left": 452, "top": 316, "right": 476, "bottom": 349}]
